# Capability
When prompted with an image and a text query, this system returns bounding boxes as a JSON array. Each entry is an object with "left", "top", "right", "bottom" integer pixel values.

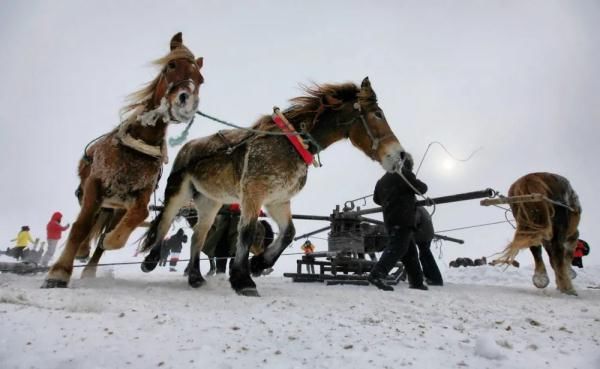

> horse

[
  {"left": 494, "top": 172, "right": 582, "bottom": 295},
  {"left": 139, "top": 77, "right": 408, "bottom": 296},
  {"left": 42, "top": 33, "right": 204, "bottom": 288}
]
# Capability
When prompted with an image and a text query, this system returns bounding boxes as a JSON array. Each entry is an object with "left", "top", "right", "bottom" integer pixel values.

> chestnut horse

[
  {"left": 42, "top": 33, "right": 204, "bottom": 288},
  {"left": 140, "top": 77, "right": 408, "bottom": 296},
  {"left": 495, "top": 172, "right": 582, "bottom": 295}
]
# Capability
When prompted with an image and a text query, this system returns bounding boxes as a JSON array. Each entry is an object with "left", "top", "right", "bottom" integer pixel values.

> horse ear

[
  {"left": 324, "top": 95, "right": 342, "bottom": 106},
  {"left": 196, "top": 57, "right": 203, "bottom": 69},
  {"left": 361, "top": 77, "right": 371, "bottom": 89},
  {"left": 360, "top": 76, "right": 377, "bottom": 100},
  {"left": 170, "top": 32, "right": 183, "bottom": 50}
]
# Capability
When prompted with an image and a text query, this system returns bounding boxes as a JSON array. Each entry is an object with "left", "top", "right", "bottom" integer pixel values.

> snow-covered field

[{"left": 1, "top": 260, "right": 599, "bottom": 369}]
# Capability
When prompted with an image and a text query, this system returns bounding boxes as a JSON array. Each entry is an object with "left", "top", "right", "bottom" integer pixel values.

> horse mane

[
  {"left": 263, "top": 82, "right": 378, "bottom": 131},
  {"left": 120, "top": 47, "right": 198, "bottom": 121}
]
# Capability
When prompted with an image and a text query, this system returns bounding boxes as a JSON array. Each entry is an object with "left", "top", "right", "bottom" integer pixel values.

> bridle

[{"left": 331, "top": 101, "right": 396, "bottom": 160}]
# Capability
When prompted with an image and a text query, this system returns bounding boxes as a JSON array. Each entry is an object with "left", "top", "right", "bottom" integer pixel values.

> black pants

[
  {"left": 13, "top": 247, "right": 25, "bottom": 260},
  {"left": 417, "top": 241, "right": 443, "bottom": 285},
  {"left": 371, "top": 227, "right": 424, "bottom": 286}
]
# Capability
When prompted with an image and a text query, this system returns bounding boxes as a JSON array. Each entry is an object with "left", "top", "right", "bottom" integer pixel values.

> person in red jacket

[{"left": 41, "top": 212, "right": 70, "bottom": 266}]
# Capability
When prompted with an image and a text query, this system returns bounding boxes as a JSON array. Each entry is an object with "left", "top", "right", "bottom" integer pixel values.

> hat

[{"left": 21, "top": 225, "right": 30, "bottom": 231}]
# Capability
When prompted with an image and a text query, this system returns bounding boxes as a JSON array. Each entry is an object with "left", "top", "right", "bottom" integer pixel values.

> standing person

[
  {"left": 166, "top": 228, "right": 188, "bottom": 272},
  {"left": 414, "top": 207, "right": 443, "bottom": 286},
  {"left": 11, "top": 226, "right": 36, "bottom": 261},
  {"left": 41, "top": 212, "right": 70, "bottom": 266},
  {"left": 368, "top": 157, "right": 429, "bottom": 291}
]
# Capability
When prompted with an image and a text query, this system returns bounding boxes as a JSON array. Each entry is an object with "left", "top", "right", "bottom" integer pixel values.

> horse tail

[
  {"left": 495, "top": 173, "right": 555, "bottom": 264},
  {"left": 140, "top": 167, "right": 190, "bottom": 253}
]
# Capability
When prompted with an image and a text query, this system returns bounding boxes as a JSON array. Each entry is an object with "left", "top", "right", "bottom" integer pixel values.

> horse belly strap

[{"left": 271, "top": 114, "right": 314, "bottom": 166}]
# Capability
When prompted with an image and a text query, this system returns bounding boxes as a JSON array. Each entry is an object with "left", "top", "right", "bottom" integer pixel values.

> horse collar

[{"left": 116, "top": 121, "right": 168, "bottom": 164}]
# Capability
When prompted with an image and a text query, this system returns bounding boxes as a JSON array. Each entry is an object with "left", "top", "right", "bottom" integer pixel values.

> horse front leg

[
  {"left": 530, "top": 245, "right": 549, "bottom": 288},
  {"left": 230, "top": 198, "right": 266, "bottom": 297},
  {"left": 103, "top": 191, "right": 151, "bottom": 250},
  {"left": 187, "top": 195, "right": 221, "bottom": 288},
  {"left": 250, "top": 201, "right": 295, "bottom": 276},
  {"left": 43, "top": 179, "right": 102, "bottom": 288}
]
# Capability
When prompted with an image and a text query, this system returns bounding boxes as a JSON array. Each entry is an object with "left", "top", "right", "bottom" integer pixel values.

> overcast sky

[{"left": 1, "top": 1, "right": 599, "bottom": 269}]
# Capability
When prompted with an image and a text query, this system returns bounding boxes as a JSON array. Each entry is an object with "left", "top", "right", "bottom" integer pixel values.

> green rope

[{"left": 168, "top": 118, "right": 195, "bottom": 147}]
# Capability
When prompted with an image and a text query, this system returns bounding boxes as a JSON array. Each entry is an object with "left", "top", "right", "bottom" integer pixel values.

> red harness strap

[{"left": 272, "top": 114, "right": 314, "bottom": 166}]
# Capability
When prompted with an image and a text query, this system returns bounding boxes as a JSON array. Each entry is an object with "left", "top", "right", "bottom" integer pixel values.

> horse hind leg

[
  {"left": 530, "top": 245, "right": 550, "bottom": 288},
  {"left": 186, "top": 195, "right": 221, "bottom": 288},
  {"left": 42, "top": 179, "right": 102, "bottom": 288},
  {"left": 550, "top": 237, "right": 578, "bottom": 296},
  {"left": 141, "top": 172, "right": 194, "bottom": 272},
  {"left": 81, "top": 210, "right": 124, "bottom": 278},
  {"left": 250, "top": 201, "right": 295, "bottom": 277}
]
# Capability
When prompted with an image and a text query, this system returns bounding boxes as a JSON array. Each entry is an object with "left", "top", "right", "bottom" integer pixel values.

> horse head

[
  {"left": 152, "top": 32, "right": 204, "bottom": 124},
  {"left": 309, "top": 77, "right": 407, "bottom": 172}
]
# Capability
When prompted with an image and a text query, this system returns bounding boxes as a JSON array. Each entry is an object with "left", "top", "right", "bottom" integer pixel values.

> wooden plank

[{"left": 480, "top": 193, "right": 544, "bottom": 207}]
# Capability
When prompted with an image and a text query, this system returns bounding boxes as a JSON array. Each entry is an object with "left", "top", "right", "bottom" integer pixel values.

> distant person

[
  {"left": 164, "top": 228, "right": 188, "bottom": 272},
  {"left": 10, "top": 226, "right": 36, "bottom": 261},
  {"left": 413, "top": 207, "right": 443, "bottom": 286},
  {"left": 41, "top": 212, "right": 70, "bottom": 266},
  {"left": 301, "top": 240, "right": 316, "bottom": 274},
  {"left": 368, "top": 156, "right": 429, "bottom": 291},
  {"left": 572, "top": 239, "right": 590, "bottom": 268}
]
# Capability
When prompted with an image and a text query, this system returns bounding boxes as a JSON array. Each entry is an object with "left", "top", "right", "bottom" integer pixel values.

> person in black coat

[
  {"left": 164, "top": 228, "right": 188, "bottom": 271},
  {"left": 368, "top": 158, "right": 429, "bottom": 291},
  {"left": 414, "top": 207, "right": 443, "bottom": 286}
]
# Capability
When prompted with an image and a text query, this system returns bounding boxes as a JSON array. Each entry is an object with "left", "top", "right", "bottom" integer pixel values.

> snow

[{"left": 1, "top": 258, "right": 599, "bottom": 369}]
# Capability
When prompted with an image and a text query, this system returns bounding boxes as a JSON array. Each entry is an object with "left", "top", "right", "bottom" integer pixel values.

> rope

[
  {"left": 196, "top": 110, "right": 304, "bottom": 137},
  {"left": 415, "top": 141, "right": 482, "bottom": 176},
  {"left": 72, "top": 251, "right": 308, "bottom": 268},
  {"left": 436, "top": 219, "right": 514, "bottom": 233}
]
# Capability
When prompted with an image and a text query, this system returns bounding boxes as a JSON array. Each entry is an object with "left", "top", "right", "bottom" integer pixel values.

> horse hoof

[
  {"left": 41, "top": 279, "right": 68, "bottom": 289},
  {"left": 532, "top": 273, "right": 550, "bottom": 289},
  {"left": 560, "top": 288, "right": 578, "bottom": 296},
  {"left": 140, "top": 259, "right": 158, "bottom": 273},
  {"left": 81, "top": 269, "right": 97, "bottom": 279},
  {"left": 236, "top": 287, "right": 260, "bottom": 297},
  {"left": 188, "top": 276, "right": 206, "bottom": 288}
]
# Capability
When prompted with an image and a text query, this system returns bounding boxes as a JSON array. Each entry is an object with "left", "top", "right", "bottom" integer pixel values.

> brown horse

[
  {"left": 42, "top": 33, "right": 204, "bottom": 288},
  {"left": 140, "top": 77, "right": 408, "bottom": 296},
  {"left": 494, "top": 172, "right": 582, "bottom": 295}
]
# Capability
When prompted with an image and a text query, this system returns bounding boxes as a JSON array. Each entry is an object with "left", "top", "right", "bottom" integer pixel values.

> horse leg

[
  {"left": 141, "top": 173, "right": 194, "bottom": 272},
  {"left": 81, "top": 210, "right": 124, "bottom": 278},
  {"left": 230, "top": 198, "right": 265, "bottom": 296},
  {"left": 187, "top": 195, "right": 221, "bottom": 288},
  {"left": 76, "top": 209, "right": 112, "bottom": 260},
  {"left": 547, "top": 237, "right": 577, "bottom": 296},
  {"left": 530, "top": 245, "right": 549, "bottom": 288},
  {"left": 81, "top": 247, "right": 105, "bottom": 279},
  {"left": 250, "top": 201, "right": 295, "bottom": 276},
  {"left": 103, "top": 191, "right": 152, "bottom": 250},
  {"left": 42, "top": 179, "right": 102, "bottom": 288}
]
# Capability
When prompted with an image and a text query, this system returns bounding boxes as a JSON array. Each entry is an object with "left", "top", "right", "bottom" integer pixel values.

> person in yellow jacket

[{"left": 10, "top": 226, "right": 36, "bottom": 260}]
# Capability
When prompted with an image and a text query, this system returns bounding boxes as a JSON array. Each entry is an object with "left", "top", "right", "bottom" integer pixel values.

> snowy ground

[{"left": 1, "top": 260, "right": 599, "bottom": 369}]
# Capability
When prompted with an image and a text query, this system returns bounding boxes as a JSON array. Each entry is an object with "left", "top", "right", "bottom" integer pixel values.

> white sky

[{"left": 0, "top": 0, "right": 599, "bottom": 268}]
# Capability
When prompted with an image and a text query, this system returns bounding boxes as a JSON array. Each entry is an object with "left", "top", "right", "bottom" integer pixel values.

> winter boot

[{"left": 368, "top": 272, "right": 394, "bottom": 291}]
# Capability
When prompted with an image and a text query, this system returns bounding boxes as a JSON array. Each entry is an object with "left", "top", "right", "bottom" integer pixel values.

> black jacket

[
  {"left": 164, "top": 229, "right": 188, "bottom": 254},
  {"left": 373, "top": 168, "right": 428, "bottom": 229}
]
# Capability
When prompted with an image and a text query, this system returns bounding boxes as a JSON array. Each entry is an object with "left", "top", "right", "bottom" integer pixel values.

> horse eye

[
  {"left": 374, "top": 111, "right": 384, "bottom": 119},
  {"left": 167, "top": 61, "right": 177, "bottom": 70}
]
